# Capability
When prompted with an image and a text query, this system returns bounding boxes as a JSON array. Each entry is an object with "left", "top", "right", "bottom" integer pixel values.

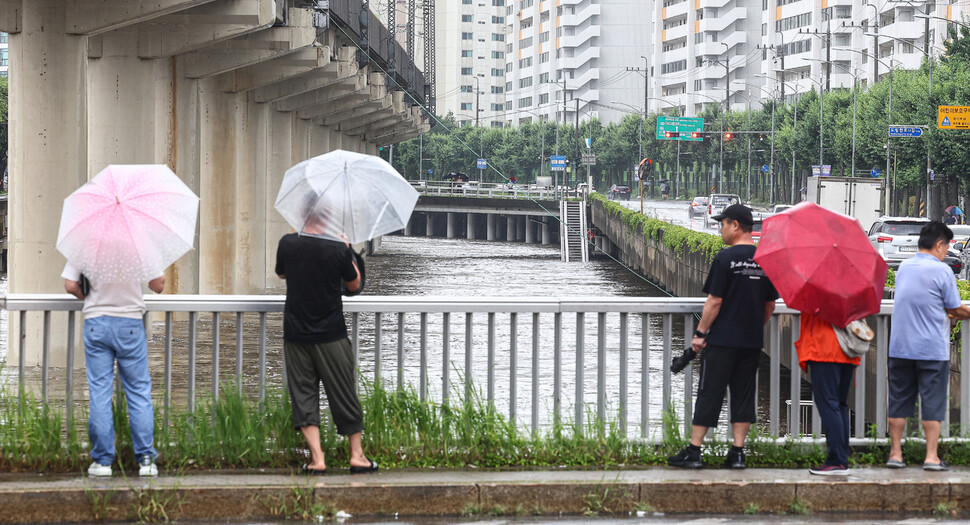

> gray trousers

[{"left": 283, "top": 338, "right": 364, "bottom": 436}]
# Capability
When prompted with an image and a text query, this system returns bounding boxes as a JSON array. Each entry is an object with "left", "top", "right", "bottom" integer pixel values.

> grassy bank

[{"left": 8, "top": 374, "right": 970, "bottom": 473}]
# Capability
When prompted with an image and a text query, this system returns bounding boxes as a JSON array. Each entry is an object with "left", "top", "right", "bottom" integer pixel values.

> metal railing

[
  {"left": 3, "top": 295, "right": 969, "bottom": 443},
  {"left": 410, "top": 181, "right": 581, "bottom": 200}
]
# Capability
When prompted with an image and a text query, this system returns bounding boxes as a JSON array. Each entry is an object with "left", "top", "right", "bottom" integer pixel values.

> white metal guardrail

[
  {"left": 410, "top": 181, "right": 582, "bottom": 200},
  {"left": 3, "top": 295, "right": 969, "bottom": 443}
]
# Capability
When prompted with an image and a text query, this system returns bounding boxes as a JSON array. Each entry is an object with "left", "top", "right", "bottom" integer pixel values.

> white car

[{"left": 705, "top": 193, "right": 741, "bottom": 227}]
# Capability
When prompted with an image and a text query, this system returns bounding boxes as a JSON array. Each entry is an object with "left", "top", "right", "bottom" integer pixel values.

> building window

[
  {"left": 0, "top": 33, "right": 7, "bottom": 44},
  {"left": 506, "top": 62, "right": 513, "bottom": 72},
  {"left": 539, "top": 52, "right": 549, "bottom": 63},
  {"left": 506, "top": 81, "right": 512, "bottom": 91},
  {"left": 492, "top": 0, "right": 505, "bottom": 6},
  {"left": 518, "top": 96, "right": 533, "bottom": 108},
  {"left": 661, "top": 59, "right": 687, "bottom": 74},
  {"left": 491, "top": 86, "right": 505, "bottom": 94},
  {"left": 492, "top": 16, "right": 505, "bottom": 23},
  {"left": 492, "top": 68, "right": 505, "bottom": 76},
  {"left": 522, "top": 0, "right": 533, "bottom": 7},
  {"left": 519, "top": 57, "right": 533, "bottom": 67},
  {"left": 539, "top": 31, "right": 550, "bottom": 43},
  {"left": 492, "top": 33, "right": 505, "bottom": 41},
  {"left": 461, "top": 67, "right": 473, "bottom": 75},
  {"left": 462, "top": 0, "right": 471, "bottom": 3},
  {"left": 492, "top": 51, "right": 505, "bottom": 59},
  {"left": 462, "top": 32, "right": 473, "bottom": 40},
  {"left": 762, "top": 23, "right": 767, "bottom": 36},
  {"left": 491, "top": 103, "right": 504, "bottom": 111},
  {"left": 519, "top": 77, "right": 533, "bottom": 88},
  {"left": 539, "top": 72, "right": 549, "bottom": 83},
  {"left": 462, "top": 50, "right": 473, "bottom": 58},
  {"left": 775, "top": 12, "right": 811, "bottom": 32},
  {"left": 491, "top": 121, "right": 504, "bottom": 128},
  {"left": 521, "top": 36, "right": 533, "bottom": 48},
  {"left": 461, "top": 103, "right": 473, "bottom": 110},
  {"left": 696, "top": 56, "right": 703, "bottom": 67},
  {"left": 461, "top": 85, "right": 474, "bottom": 93},
  {"left": 539, "top": 93, "right": 549, "bottom": 104},
  {"left": 462, "top": 15, "right": 473, "bottom": 22},
  {"left": 460, "top": 120, "right": 471, "bottom": 126}
]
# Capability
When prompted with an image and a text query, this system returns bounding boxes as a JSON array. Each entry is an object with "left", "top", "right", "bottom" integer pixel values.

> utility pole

[{"left": 924, "top": 5, "right": 934, "bottom": 218}]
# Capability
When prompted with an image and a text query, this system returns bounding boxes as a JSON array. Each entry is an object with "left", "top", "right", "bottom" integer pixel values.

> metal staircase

[{"left": 560, "top": 200, "right": 589, "bottom": 263}]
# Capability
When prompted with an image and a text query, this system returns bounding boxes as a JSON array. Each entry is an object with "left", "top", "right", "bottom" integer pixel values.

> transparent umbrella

[
  {"left": 274, "top": 149, "right": 418, "bottom": 244},
  {"left": 56, "top": 164, "right": 199, "bottom": 283}
]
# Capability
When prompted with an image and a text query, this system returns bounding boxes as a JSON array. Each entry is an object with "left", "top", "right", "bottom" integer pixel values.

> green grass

[{"left": 7, "top": 374, "right": 970, "bottom": 472}]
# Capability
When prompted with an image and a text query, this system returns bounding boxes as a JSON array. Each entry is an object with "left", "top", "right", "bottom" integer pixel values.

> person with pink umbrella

[{"left": 57, "top": 164, "right": 200, "bottom": 478}]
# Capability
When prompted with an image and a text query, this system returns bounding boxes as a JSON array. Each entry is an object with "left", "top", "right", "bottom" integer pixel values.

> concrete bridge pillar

[
  {"left": 426, "top": 213, "right": 435, "bottom": 237},
  {"left": 447, "top": 212, "right": 457, "bottom": 239},
  {"left": 525, "top": 216, "right": 535, "bottom": 244},
  {"left": 466, "top": 213, "right": 475, "bottom": 240},
  {"left": 517, "top": 216, "right": 527, "bottom": 242},
  {"left": 487, "top": 214, "right": 496, "bottom": 241},
  {"left": 541, "top": 218, "right": 551, "bottom": 245},
  {"left": 404, "top": 219, "right": 412, "bottom": 236},
  {"left": 7, "top": 2, "right": 89, "bottom": 365},
  {"left": 506, "top": 216, "right": 516, "bottom": 241}
]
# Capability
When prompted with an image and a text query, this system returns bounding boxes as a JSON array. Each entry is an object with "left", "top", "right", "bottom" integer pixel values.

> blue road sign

[
  {"left": 871, "top": 168, "right": 882, "bottom": 177},
  {"left": 477, "top": 158, "right": 487, "bottom": 169},
  {"left": 761, "top": 164, "right": 770, "bottom": 173},
  {"left": 550, "top": 155, "right": 567, "bottom": 172},
  {"left": 888, "top": 126, "right": 924, "bottom": 138},
  {"left": 428, "top": 168, "right": 433, "bottom": 174}
]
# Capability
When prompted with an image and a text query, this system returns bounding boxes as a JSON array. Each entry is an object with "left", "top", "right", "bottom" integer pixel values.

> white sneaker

[
  {"left": 138, "top": 455, "right": 158, "bottom": 477},
  {"left": 88, "top": 461, "right": 112, "bottom": 477}
]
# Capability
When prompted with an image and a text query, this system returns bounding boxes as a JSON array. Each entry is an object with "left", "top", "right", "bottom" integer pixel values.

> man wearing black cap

[{"left": 668, "top": 204, "right": 779, "bottom": 469}]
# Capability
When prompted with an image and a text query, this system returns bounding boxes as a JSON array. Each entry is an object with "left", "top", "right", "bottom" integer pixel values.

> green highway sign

[{"left": 657, "top": 116, "right": 704, "bottom": 141}]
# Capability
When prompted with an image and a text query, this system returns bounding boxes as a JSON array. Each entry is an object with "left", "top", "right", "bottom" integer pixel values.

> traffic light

[
  {"left": 723, "top": 132, "right": 733, "bottom": 140},
  {"left": 664, "top": 131, "right": 680, "bottom": 138}
]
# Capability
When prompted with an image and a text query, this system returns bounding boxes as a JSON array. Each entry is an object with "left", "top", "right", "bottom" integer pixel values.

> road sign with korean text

[
  {"left": 477, "top": 158, "right": 487, "bottom": 169},
  {"left": 656, "top": 116, "right": 704, "bottom": 141},
  {"left": 888, "top": 126, "right": 924, "bottom": 137},
  {"left": 938, "top": 106, "right": 970, "bottom": 129},
  {"left": 550, "top": 155, "right": 566, "bottom": 172}
]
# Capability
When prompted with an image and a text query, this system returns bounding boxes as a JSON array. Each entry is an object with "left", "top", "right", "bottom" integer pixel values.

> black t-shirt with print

[
  {"left": 275, "top": 233, "right": 358, "bottom": 343},
  {"left": 702, "top": 244, "right": 779, "bottom": 349}
]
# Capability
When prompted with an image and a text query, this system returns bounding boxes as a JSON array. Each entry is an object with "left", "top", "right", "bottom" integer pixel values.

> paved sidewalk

[{"left": 3, "top": 466, "right": 969, "bottom": 522}]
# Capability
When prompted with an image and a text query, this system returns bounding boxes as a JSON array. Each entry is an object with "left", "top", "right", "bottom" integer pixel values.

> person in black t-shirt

[
  {"left": 668, "top": 204, "right": 779, "bottom": 470},
  {"left": 275, "top": 211, "right": 378, "bottom": 475}
]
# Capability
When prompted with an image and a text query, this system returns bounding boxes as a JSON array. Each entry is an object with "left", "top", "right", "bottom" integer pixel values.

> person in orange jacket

[{"left": 794, "top": 314, "right": 861, "bottom": 476}]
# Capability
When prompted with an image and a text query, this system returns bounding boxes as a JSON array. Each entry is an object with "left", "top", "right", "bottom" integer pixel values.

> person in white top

[{"left": 63, "top": 262, "right": 165, "bottom": 477}]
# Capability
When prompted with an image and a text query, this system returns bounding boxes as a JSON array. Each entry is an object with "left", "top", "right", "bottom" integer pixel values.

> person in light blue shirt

[{"left": 887, "top": 221, "right": 970, "bottom": 471}]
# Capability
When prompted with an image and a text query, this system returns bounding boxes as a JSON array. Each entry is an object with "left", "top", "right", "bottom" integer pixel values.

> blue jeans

[
  {"left": 808, "top": 361, "right": 856, "bottom": 467},
  {"left": 84, "top": 316, "right": 156, "bottom": 465}
]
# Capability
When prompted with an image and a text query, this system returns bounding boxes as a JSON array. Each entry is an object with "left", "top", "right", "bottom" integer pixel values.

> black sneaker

[
  {"left": 668, "top": 446, "right": 702, "bottom": 469},
  {"left": 724, "top": 448, "right": 746, "bottom": 469}
]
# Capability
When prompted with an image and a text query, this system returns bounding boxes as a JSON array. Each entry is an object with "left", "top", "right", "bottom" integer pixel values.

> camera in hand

[{"left": 670, "top": 347, "right": 697, "bottom": 373}]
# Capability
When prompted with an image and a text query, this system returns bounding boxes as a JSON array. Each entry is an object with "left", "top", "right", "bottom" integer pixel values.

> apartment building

[
  {"left": 503, "top": 0, "right": 651, "bottom": 126},
  {"left": 654, "top": 0, "right": 967, "bottom": 117},
  {"left": 434, "top": 0, "right": 510, "bottom": 127}
]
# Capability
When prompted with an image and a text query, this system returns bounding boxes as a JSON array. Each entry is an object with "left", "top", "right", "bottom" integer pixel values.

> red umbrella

[{"left": 754, "top": 202, "right": 888, "bottom": 327}]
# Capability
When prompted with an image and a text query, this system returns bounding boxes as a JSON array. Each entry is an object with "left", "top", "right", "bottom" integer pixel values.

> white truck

[{"left": 805, "top": 176, "right": 885, "bottom": 232}]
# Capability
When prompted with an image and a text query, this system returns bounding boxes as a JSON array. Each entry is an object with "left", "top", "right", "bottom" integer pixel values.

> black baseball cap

[{"left": 712, "top": 204, "right": 754, "bottom": 225}]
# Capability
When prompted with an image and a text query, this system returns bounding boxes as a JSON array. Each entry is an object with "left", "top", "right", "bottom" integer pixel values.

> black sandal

[
  {"left": 349, "top": 460, "right": 379, "bottom": 474},
  {"left": 302, "top": 463, "right": 327, "bottom": 476}
]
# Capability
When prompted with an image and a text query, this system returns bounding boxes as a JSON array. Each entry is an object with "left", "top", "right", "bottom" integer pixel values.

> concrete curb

[{"left": 2, "top": 468, "right": 969, "bottom": 522}]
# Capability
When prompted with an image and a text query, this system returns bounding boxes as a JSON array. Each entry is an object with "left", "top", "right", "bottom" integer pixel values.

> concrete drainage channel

[{"left": 2, "top": 468, "right": 970, "bottom": 523}]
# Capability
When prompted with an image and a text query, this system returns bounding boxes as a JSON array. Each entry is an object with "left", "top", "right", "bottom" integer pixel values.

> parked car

[
  {"left": 771, "top": 205, "right": 794, "bottom": 214},
  {"left": 706, "top": 193, "right": 741, "bottom": 227},
  {"left": 867, "top": 217, "right": 930, "bottom": 270},
  {"left": 688, "top": 196, "right": 709, "bottom": 219},
  {"left": 751, "top": 219, "right": 764, "bottom": 244},
  {"left": 608, "top": 184, "right": 632, "bottom": 200}
]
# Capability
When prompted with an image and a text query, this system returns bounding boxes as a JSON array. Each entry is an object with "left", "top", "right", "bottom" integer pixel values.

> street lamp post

[
  {"left": 735, "top": 82, "right": 777, "bottom": 204},
  {"left": 755, "top": 73, "right": 801, "bottom": 204},
  {"left": 692, "top": 92, "right": 726, "bottom": 194},
  {"left": 647, "top": 96, "right": 682, "bottom": 196},
  {"left": 835, "top": 48, "right": 896, "bottom": 213}
]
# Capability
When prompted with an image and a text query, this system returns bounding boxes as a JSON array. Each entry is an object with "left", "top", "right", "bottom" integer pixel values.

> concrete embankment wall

[{"left": 589, "top": 197, "right": 715, "bottom": 297}]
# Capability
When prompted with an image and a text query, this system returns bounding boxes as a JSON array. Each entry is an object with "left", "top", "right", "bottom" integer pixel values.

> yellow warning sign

[{"left": 938, "top": 106, "right": 970, "bottom": 129}]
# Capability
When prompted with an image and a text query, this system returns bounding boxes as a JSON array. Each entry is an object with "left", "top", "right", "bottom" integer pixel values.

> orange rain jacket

[{"left": 794, "top": 313, "right": 862, "bottom": 373}]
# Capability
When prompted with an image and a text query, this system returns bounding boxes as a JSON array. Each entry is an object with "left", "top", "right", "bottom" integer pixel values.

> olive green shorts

[{"left": 283, "top": 338, "right": 363, "bottom": 436}]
